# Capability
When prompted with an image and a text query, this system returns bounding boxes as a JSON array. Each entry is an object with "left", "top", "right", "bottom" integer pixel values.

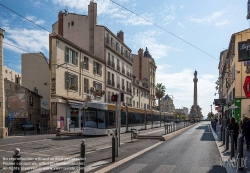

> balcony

[
  {"left": 107, "top": 80, "right": 115, "bottom": 87},
  {"left": 122, "top": 68, "right": 125, "bottom": 74},
  {"left": 127, "top": 103, "right": 132, "bottom": 107},
  {"left": 126, "top": 71, "right": 131, "bottom": 78},
  {"left": 122, "top": 85, "right": 125, "bottom": 91},
  {"left": 107, "top": 60, "right": 115, "bottom": 69},
  {"left": 105, "top": 37, "right": 133, "bottom": 64},
  {"left": 142, "top": 83, "right": 148, "bottom": 88},
  {"left": 117, "top": 65, "right": 120, "bottom": 72},
  {"left": 151, "top": 106, "right": 158, "bottom": 110},
  {"left": 117, "top": 83, "right": 120, "bottom": 89}
]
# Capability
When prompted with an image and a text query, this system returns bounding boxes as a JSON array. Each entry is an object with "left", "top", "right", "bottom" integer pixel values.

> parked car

[{"left": 22, "top": 122, "right": 34, "bottom": 130}]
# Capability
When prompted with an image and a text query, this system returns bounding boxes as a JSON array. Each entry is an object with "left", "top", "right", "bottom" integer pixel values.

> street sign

[
  {"left": 8, "top": 118, "right": 14, "bottom": 122},
  {"left": 243, "top": 76, "right": 250, "bottom": 98}
]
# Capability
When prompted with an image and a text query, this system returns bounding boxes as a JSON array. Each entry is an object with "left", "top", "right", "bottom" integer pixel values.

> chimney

[
  {"left": 117, "top": 31, "right": 124, "bottom": 43},
  {"left": 138, "top": 48, "right": 143, "bottom": 57},
  {"left": 58, "top": 11, "right": 63, "bottom": 36},
  {"left": 88, "top": 1, "right": 97, "bottom": 53}
]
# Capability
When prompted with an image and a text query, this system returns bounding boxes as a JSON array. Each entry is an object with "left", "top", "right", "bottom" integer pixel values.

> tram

[{"left": 82, "top": 102, "right": 173, "bottom": 135}]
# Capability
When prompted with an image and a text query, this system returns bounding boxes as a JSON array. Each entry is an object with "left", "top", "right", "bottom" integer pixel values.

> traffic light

[
  {"left": 120, "top": 93, "right": 124, "bottom": 102},
  {"left": 111, "top": 95, "right": 118, "bottom": 102}
]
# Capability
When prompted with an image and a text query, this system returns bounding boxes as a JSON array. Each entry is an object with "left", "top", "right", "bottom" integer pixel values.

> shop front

[{"left": 67, "top": 100, "right": 84, "bottom": 131}]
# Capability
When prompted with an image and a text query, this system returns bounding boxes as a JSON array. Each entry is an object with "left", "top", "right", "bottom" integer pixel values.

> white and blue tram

[{"left": 82, "top": 102, "right": 173, "bottom": 135}]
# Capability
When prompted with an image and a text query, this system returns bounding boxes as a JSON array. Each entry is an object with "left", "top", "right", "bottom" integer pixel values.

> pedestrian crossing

[{"left": 114, "top": 164, "right": 212, "bottom": 173}]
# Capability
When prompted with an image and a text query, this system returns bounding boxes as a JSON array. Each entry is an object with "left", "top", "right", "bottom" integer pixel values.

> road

[
  {"left": 108, "top": 122, "right": 226, "bottom": 173},
  {"left": 1, "top": 123, "right": 186, "bottom": 173}
]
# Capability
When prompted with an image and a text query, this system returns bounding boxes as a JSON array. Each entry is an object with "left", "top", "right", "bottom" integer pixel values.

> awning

[{"left": 68, "top": 99, "right": 84, "bottom": 108}]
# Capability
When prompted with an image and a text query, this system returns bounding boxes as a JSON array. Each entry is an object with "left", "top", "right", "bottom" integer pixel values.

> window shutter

[
  {"left": 100, "top": 83, "right": 102, "bottom": 92},
  {"left": 87, "top": 79, "right": 89, "bottom": 93},
  {"left": 93, "top": 81, "right": 96, "bottom": 89},
  {"left": 65, "top": 47, "right": 69, "bottom": 62},
  {"left": 87, "top": 57, "right": 89, "bottom": 70},
  {"left": 75, "top": 52, "right": 78, "bottom": 66},
  {"left": 84, "top": 78, "right": 86, "bottom": 93},
  {"left": 65, "top": 72, "right": 69, "bottom": 89},
  {"left": 75, "top": 75, "right": 78, "bottom": 91},
  {"left": 93, "top": 61, "right": 96, "bottom": 74},
  {"left": 99, "top": 64, "right": 102, "bottom": 76}
]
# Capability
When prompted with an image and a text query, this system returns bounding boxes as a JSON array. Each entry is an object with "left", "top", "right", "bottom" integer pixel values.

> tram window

[
  {"left": 106, "top": 111, "right": 115, "bottom": 128},
  {"left": 146, "top": 114, "right": 152, "bottom": 124},
  {"left": 121, "top": 111, "right": 126, "bottom": 127},
  {"left": 128, "top": 113, "right": 134, "bottom": 126},
  {"left": 97, "top": 110, "right": 106, "bottom": 129},
  {"left": 134, "top": 113, "right": 139, "bottom": 124},
  {"left": 84, "top": 109, "right": 97, "bottom": 128}
]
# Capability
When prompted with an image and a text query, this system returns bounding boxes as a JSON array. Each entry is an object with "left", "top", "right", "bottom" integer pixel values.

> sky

[{"left": 0, "top": 0, "right": 249, "bottom": 118}]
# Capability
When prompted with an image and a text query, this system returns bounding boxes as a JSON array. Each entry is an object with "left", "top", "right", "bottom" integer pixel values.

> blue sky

[{"left": 0, "top": 0, "right": 248, "bottom": 117}]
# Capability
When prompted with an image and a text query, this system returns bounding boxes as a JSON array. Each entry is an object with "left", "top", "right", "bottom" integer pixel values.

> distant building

[
  {"left": 160, "top": 95, "right": 175, "bottom": 113},
  {"left": 3, "top": 66, "right": 21, "bottom": 85},
  {"left": 183, "top": 107, "right": 189, "bottom": 116},
  {"left": 132, "top": 48, "right": 156, "bottom": 109}
]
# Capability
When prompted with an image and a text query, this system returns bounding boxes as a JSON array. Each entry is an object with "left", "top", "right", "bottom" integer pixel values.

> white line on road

[
  {"left": 153, "top": 165, "right": 176, "bottom": 173},
  {"left": 0, "top": 139, "right": 51, "bottom": 147},
  {"left": 119, "top": 164, "right": 147, "bottom": 173}
]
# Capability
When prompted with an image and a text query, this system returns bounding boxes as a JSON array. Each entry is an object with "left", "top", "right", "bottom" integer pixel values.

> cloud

[
  {"left": 156, "top": 69, "right": 217, "bottom": 115},
  {"left": 189, "top": 11, "right": 229, "bottom": 26},
  {"left": 159, "top": 3, "right": 184, "bottom": 25},
  {"left": 133, "top": 30, "right": 182, "bottom": 59},
  {"left": 177, "top": 22, "right": 184, "bottom": 28},
  {"left": 3, "top": 27, "right": 49, "bottom": 54},
  {"left": 25, "top": 15, "right": 45, "bottom": 25}
]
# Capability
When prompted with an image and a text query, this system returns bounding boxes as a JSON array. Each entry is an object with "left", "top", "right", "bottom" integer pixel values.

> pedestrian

[
  {"left": 227, "top": 117, "right": 239, "bottom": 150},
  {"left": 221, "top": 116, "right": 227, "bottom": 127},
  {"left": 226, "top": 117, "right": 230, "bottom": 126},
  {"left": 241, "top": 117, "right": 250, "bottom": 151},
  {"left": 36, "top": 121, "right": 41, "bottom": 134}
]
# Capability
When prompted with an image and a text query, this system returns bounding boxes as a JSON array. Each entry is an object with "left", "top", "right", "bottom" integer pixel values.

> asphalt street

[{"left": 108, "top": 122, "right": 227, "bottom": 173}]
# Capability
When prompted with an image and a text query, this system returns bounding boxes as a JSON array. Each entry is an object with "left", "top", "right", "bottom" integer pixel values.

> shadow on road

[{"left": 208, "top": 165, "right": 227, "bottom": 173}]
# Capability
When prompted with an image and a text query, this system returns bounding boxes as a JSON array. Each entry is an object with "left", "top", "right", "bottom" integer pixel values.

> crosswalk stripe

[
  {"left": 152, "top": 165, "right": 176, "bottom": 173},
  {"left": 119, "top": 164, "right": 147, "bottom": 173},
  {"left": 189, "top": 166, "right": 209, "bottom": 173}
]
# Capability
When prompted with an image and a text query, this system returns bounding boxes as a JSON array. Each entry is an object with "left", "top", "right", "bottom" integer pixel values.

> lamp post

[{"left": 210, "top": 105, "right": 212, "bottom": 115}]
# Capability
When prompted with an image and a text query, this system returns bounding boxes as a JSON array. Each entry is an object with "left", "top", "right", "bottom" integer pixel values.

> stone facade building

[
  {"left": 5, "top": 79, "right": 43, "bottom": 130},
  {"left": 160, "top": 95, "right": 175, "bottom": 113},
  {"left": 52, "top": 1, "right": 133, "bottom": 107},
  {"left": 132, "top": 48, "right": 156, "bottom": 109},
  {"left": 49, "top": 33, "right": 106, "bottom": 132}
]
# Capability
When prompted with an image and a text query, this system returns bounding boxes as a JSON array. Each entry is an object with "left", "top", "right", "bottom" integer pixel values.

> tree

[
  {"left": 207, "top": 112, "right": 218, "bottom": 120},
  {"left": 155, "top": 83, "right": 166, "bottom": 111}
]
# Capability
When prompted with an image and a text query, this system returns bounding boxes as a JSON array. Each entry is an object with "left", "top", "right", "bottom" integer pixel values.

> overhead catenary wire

[
  {"left": 110, "top": 0, "right": 219, "bottom": 61},
  {"left": 0, "top": 4, "right": 51, "bottom": 34}
]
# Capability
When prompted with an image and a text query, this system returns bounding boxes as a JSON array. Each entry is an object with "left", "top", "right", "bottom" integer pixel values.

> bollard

[
  {"left": 165, "top": 125, "right": 166, "bottom": 135},
  {"left": 13, "top": 148, "right": 21, "bottom": 173},
  {"left": 80, "top": 139, "right": 85, "bottom": 173},
  {"left": 230, "top": 130, "right": 235, "bottom": 159},
  {"left": 222, "top": 126, "right": 225, "bottom": 145},
  {"left": 112, "top": 136, "right": 115, "bottom": 162},
  {"left": 24, "top": 127, "right": 26, "bottom": 136},
  {"left": 226, "top": 128, "right": 229, "bottom": 150},
  {"left": 220, "top": 125, "right": 223, "bottom": 142},
  {"left": 237, "top": 136, "right": 244, "bottom": 170}
]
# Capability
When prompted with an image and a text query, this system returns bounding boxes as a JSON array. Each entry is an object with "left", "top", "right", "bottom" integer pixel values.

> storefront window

[
  {"left": 84, "top": 108, "right": 97, "bottom": 128},
  {"left": 70, "top": 108, "right": 79, "bottom": 128}
]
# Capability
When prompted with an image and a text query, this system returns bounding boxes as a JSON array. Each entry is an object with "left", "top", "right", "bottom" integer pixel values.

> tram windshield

[{"left": 84, "top": 108, "right": 97, "bottom": 128}]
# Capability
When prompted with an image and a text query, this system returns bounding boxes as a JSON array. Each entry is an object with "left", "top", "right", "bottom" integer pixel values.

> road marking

[
  {"left": 189, "top": 166, "right": 209, "bottom": 173},
  {"left": 0, "top": 139, "right": 51, "bottom": 147},
  {"left": 119, "top": 164, "right": 147, "bottom": 173},
  {"left": 153, "top": 165, "right": 176, "bottom": 173},
  {"left": 94, "top": 141, "right": 164, "bottom": 173},
  {"left": 85, "top": 161, "right": 109, "bottom": 172}
]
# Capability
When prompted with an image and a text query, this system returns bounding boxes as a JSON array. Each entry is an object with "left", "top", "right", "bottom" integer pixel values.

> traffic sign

[
  {"left": 243, "top": 76, "right": 250, "bottom": 98},
  {"left": 8, "top": 118, "right": 14, "bottom": 122}
]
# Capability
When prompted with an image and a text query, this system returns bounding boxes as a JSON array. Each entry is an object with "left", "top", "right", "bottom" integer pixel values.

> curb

[{"left": 161, "top": 124, "right": 196, "bottom": 141}]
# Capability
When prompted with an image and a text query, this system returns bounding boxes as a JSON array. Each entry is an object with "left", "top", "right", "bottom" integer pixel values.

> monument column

[
  {"left": 193, "top": 70, "right": 198, "bottom": 106},
  {"left": 0, "top": 28, "right": 6, "bottom": 138}
]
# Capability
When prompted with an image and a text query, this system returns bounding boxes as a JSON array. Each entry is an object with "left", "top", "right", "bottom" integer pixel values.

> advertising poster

[{"left": 60, "top": 116, "right": 64, "bottom": 130}]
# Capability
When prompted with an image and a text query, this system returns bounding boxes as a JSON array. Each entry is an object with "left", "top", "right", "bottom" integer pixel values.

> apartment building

[
  {"left": 49, "top": 33, "right": 106, "bottom": 132},
  {"left": 218, "top": 28, "right": 250, "bottom": 122},
  {"left": 132, "top": 48, "right": 156, "bottom": 109},
  {"left": 21, "top": 53, "right": 50, "bottom": 116},
  {"left": 132, "top": 76, "right": 150, "bottom": 109},
  {"left": 52, "top": 1, "right": 133, "bottom": 106},
  {"left": 3, "top": 66, "right": 21, "bottom": 85}
]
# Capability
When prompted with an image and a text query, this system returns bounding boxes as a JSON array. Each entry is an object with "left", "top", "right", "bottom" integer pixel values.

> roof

[
  {"left": 162, "top": 95, "right": 172, "bottom": 100},
  {"left": 144, "top": 47, "right": 152, "bottom": 58}
]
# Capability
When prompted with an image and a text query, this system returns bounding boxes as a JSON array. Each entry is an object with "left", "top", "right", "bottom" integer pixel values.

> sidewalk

[{"left": 212, "top": 122, "right": 250, "bottom": 172}]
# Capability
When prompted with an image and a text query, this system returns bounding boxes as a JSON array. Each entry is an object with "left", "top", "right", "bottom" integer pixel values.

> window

[
  {"left": 71, "top": 21, "right": 74, "bottom": 26},
  {"left": 30, "top": 96, "right": 33, "bottom": 106},
  {"left": 137, "top": 102, "right": 138, "bottom": 108},
  {"left": 82, "top": 56, "right": 89, "bottom": 70},
  {"left": 108, "top": 52, "right": 111, "bottom": 62},
  {"left": 84, "top": 78, "right": 89, "bottom": 93},
  {"left": 93, "top": 81, "right": 102, "bottom": 94},
  {"left": 93, "top": 61, "right": 102, "bottom": 76},
  {"left": 112, "top": 73, "right": 115, "bottom": 86},
  {"left": 5, "top": 70, "right": 7, "bottom": 73},
  {"left": 65, "top": 72, "right": 78, "bottom": 91},
  {"left": 65, "top": 47, "right": 78, "bottom": 66},
  {"left": 15, "top": 77, "right": 19, "bottom": 84}
]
